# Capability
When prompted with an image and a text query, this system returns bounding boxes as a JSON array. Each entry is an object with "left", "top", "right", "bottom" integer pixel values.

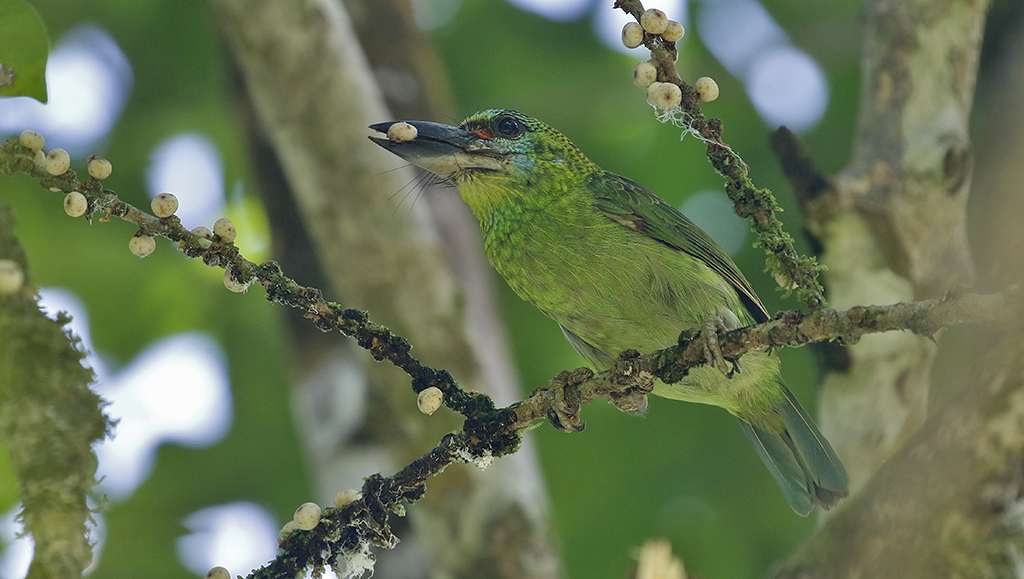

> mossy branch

[
  {"left": 0, "top": 135, "right": 1010, "bottom": 575},
  {"left": 0, "top": 206, "right": 113, "bottom": 579},
  {"left": 614, "top": 0, "right": 828, "bottom": 310}
]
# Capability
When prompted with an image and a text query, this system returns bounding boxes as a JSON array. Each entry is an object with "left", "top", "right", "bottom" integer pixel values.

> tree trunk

[{"left": 769, "top": 0, "right": 1024, "bottom": 575}]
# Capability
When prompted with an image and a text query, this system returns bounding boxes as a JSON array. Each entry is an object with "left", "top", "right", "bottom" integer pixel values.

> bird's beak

[{"left": 369, "top": 120, "right": 509, "bottom": 178}]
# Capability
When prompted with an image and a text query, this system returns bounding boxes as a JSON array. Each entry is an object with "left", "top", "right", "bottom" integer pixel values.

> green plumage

[{"left": 370, "top": 109, "right": 849, "bottom": 515}]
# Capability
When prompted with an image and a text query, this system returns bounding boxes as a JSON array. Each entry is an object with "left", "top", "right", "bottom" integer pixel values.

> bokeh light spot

[
  {"left": 594, "top": 0, "right": 687, "bottom": 54},
  {"left": 94, "top": 333, "right": 232, "bottom": 499},
  {"left": 507, "top": 0, "right": 592, "bottom": 21},
  {"left": 745, "top": 45, "right": 829, "bottom": 131},
  {"left": 146, "top": 134, "right": 227, "bottom": 229},
  {"left": 177, "top": 503, "right": 279, "bottom": 577},
  {"left": 698, "top": 0, "right": 786, "bottom": 78},
  {"left": 698, "top": 0, "right": 828, "bottom": 131}
]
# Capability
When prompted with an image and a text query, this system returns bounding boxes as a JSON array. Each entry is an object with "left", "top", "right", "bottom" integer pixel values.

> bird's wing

[{"left": 590, "top": 171, "right": 769, "bottom": 323}]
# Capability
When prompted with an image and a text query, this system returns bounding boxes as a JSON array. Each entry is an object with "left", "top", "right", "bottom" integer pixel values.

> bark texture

[
  {"left": 768, "top": 0, "right": 1024, "bottom": 576},
  {"left": 810, "top": 0, "right": 987, "bottom": 494}
]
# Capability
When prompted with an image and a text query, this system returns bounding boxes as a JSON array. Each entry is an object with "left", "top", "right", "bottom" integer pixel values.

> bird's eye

[{"left": 493, "top": 115, "right": 525, "bottom": 139}]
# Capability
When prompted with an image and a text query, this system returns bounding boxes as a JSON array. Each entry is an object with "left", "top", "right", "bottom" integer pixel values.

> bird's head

[{"left": 370, "top": 109, "right": 598, "bottom": 218}]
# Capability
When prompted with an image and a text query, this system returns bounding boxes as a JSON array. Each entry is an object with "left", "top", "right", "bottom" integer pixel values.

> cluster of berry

[{"left": 621, "top": 9, "right": 719, "bottom": 110}]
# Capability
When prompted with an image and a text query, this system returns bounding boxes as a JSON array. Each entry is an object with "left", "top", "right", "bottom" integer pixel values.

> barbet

[{"left": 370, "top": 109, "right": 848, "bottom": 515}]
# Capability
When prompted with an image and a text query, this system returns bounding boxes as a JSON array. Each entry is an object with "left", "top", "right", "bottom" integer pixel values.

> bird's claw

[
  {"left": 547, "top": 410, "right": 585, "bottom": 433},
  {"left": 545, "top": 368, "right": 591, "bottom": 433},
  {"left": 727, "top": 358, "right": 742, "bottom": 378},
  {"left": 700, "top": 316, "right": 741, "bottom": 379}
]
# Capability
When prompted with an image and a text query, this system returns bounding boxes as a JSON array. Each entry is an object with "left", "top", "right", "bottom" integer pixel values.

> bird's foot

[
  {"left": 699, "top": 315, "right": 741, "bottom": 379},
  {"left": 545, "top": 367, "right": 592, "bottom": 433}
]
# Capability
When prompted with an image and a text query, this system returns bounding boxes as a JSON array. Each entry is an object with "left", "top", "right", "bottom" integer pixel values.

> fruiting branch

[{"left": 615, "top": 0, "right": 829, "bottom": 311}]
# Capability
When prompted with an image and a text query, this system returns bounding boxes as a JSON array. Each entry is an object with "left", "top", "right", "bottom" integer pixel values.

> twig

[{"left": 614, "top": 0, "right": 829, "bottom": 310}]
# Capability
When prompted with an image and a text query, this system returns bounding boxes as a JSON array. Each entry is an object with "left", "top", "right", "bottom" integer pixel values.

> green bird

[{"left": 370, "top": 109, "right": 849, "bottom": 515}]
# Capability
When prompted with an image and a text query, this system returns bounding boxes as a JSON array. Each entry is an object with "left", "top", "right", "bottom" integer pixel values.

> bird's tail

[{"left": 737, "top": 384, "right": 849, "bottom": 516}]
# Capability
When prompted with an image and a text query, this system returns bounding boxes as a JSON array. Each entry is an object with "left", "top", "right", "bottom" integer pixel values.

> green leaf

[{"left": 0, "top": 0, "right": 50, "bottom": 103}]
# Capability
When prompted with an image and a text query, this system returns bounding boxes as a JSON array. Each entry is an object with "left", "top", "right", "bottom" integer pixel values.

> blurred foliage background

[{"left": 0, "top": 0, "right": 1020, "bottom": 578}]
